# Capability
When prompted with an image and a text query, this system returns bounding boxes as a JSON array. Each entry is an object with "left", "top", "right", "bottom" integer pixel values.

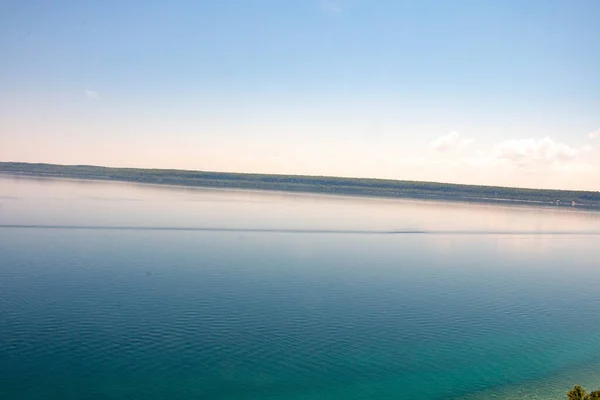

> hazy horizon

[
  {"left": 2, "top": 1, "right": 599, "bottom": 191},
  {"left": 3, "top": 160, "right": 600, "bottom": 194}
]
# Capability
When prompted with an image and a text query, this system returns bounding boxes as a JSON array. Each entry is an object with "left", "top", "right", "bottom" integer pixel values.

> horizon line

[
  {"left": 1, "top": 224, "right": 600, "bottom": 235},
  {"left": 1, "top": 160, "right": 598, "bottom": 194}
]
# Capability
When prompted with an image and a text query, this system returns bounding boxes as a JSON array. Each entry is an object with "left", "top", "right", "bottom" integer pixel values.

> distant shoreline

[{"left": 1, "top": 161, "right": 599, "bottom": 210}]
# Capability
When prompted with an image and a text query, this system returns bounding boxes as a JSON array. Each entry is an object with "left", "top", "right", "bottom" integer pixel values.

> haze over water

[{"left": 1, "top": 175, "right": 600, "bottom": 399}]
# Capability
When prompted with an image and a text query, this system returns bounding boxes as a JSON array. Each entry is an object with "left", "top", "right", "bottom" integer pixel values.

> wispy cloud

[
  {"left": 430, "top": 131, "right": 473, "bottom": 152},
  {"left": 85, "top": 90, "right": 100, "bottom": 100},
  {"left": 588, "top": 129, "right": 600, "bottom": 139},
  {"left": 422, "top": 135, "right": 594, "bottom": 177},
  {"left": 494, "top": 137, "right": 591, "bottom": 171},
  {"left": 319, "top": 0, "right": 342, "bottom": 14}
]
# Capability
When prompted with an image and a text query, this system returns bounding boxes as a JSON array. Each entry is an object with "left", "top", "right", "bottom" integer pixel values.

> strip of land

[{"left": 1, "top": 162, "right": 599, "bottom": 209}]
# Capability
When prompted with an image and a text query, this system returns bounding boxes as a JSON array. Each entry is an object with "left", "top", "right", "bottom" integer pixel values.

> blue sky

[{"left": 1, "top": 0, "right": 599, "bottom": 190}]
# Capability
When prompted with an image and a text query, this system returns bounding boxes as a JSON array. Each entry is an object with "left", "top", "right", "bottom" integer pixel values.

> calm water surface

[{"left": 1, "top": 175, "right": 600, "bottom": 399}]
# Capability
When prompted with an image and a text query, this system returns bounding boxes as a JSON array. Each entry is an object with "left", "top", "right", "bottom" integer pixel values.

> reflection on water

[
  {"left": 1, "top": 175, "right": 599, "bottom": 232},
  {"left": 0, "top": 175, "right": 600, "bottom": 400}
]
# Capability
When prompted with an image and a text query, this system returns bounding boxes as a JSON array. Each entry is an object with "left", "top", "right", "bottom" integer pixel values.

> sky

[{"left": 1, "top": 0, "right": 599, "bottom": 191}]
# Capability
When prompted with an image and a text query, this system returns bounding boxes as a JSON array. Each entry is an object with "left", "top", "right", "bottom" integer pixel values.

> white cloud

[
  {"left": 319, "top": 0, "right": 342, "bottom": 14},
  {"left": 495, "top": 137, "right": 589, "bottom": 171},
  {"left": 430, "top": 131, "right": 473, "bottom": 152},
  {"left": 85, "top": 90, "right": 100, "bottom": 100},
  {"left": 588, "top": 129, "right": 600, "bottom": 139}
]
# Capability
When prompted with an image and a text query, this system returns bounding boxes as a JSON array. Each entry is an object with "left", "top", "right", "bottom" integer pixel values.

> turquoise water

[{"left": 1, "top": 176, "right": 600, "bottom": 399}]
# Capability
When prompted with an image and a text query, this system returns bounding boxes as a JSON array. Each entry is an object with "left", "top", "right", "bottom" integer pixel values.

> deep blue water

[{"left": 1, "top": 176, "right": 600, "bottom": 399}]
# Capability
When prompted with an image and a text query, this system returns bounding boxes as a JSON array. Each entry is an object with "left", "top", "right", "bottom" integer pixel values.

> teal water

[{"left": 1, "top": 176, "right": 600, "bottom": 399}]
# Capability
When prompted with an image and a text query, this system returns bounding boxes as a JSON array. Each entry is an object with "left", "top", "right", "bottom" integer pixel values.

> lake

[{"left": 1, "top": 175, "right": 600, "bottom": 400}]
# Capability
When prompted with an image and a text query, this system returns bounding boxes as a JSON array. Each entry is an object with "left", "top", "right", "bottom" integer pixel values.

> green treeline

[
  {"left": 568, "top": 385, "right": 600, "bottom": 400},
  {"left": 1, "top": 162, "right": 599, "bottom": 209}
]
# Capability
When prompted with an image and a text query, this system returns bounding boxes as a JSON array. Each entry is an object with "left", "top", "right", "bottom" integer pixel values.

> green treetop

[{"left": 567, "top": 385, "right": 600, "bottom": 400}]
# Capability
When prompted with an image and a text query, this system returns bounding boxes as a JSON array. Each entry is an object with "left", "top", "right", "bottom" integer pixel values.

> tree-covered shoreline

[
  {"left": 568, "top": 385, "right": 600, "bottom": 399},
  {"left": 1, "top": 162, "right": 600, "bottom": 210}
]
